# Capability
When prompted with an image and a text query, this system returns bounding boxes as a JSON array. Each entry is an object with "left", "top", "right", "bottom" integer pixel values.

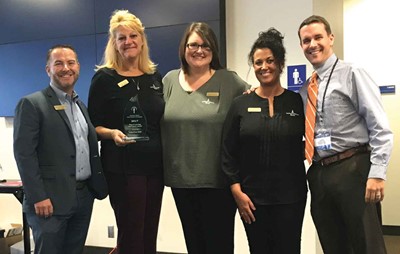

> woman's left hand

[
  {"left": 111, "top": 129, "right": 135, "bottom": 147},
  {"left": 231, "top": 183, "right": 256, "bottom": 224}
]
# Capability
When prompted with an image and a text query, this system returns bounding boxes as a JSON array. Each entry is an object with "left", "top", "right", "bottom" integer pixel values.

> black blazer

[{"left": 13, "top": 86, "right": 108, "bottom": 215}]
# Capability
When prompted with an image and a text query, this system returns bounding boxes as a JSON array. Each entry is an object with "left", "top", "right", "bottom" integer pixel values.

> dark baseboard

[
  {"left": 11, "top": 245, "right": 115, "bottom": 254},
  {"left": 84, "top": 246, "right": 185, "bottom": 254},
  {"left": 83, "top": 246, "right": 113, "bottom": 254},
  {"left": 383, "top": 225, "right": 400, "bottom": 236}
]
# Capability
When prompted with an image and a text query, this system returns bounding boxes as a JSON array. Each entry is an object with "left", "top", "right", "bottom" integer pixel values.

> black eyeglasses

[{"left": 186, "top": 42, "right": 211, "bottom": 51}]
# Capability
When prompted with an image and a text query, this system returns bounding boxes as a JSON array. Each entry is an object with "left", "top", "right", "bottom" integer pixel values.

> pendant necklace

[{"left": 131, "top": 78, "right": 140, "bottom": 90}]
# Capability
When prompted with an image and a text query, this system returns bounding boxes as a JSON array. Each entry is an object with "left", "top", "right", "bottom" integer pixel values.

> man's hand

[
  {"left": 243, "top": 86, "right": 257, "bottom": 94},
  {"left": 365, "top": 178, "right": 385, "bottom": 203},
  {"left": 34, "top": 198, "right": 53, "bottom": 218}
]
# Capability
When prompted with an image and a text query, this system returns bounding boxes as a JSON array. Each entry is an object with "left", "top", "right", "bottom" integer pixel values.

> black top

[
  {"left": 88, "top": 68, "right": 164, "bottom": 176},
  {"left": 222, "top": 89, "right": 307, "bottom": 205}
]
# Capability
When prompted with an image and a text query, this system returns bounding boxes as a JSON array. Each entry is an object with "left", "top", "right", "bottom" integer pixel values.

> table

[{"left": 0, "top": 180, "right": 31, "bottom": 254}]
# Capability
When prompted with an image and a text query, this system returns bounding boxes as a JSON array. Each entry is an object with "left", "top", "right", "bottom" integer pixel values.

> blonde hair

[{"left": 96, "top": 9, "right": 156, "bottom": 74}]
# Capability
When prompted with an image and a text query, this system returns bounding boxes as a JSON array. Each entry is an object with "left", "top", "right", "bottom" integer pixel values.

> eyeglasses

[{"left": 186, "top": 42, "right": 211, "bottom": 52}]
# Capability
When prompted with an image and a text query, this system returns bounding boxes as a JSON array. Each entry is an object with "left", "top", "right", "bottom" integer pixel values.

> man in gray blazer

[{"left": 13, "top": 44, "right": 108, "bottom": 254}]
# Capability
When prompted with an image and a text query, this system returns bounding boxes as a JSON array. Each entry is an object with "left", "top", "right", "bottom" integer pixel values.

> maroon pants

[{"left": 106, "top": 173, "right": 164, "bottom": 254}]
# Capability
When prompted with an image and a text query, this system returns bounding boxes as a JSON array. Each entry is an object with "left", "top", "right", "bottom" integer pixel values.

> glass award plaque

[{"left": 122, "top": 95, "right": 149, "bottom": 141}]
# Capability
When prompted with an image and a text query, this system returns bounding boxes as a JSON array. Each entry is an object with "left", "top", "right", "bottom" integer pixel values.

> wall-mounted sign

[
  {"left": 379, "top": 85, "right": 395, "bottom": 94},
  {"left": 287, "top": 64, "right": 307, "bottom": 93}
]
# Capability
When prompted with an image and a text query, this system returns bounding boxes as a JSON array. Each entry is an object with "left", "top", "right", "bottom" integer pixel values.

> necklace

[{"left": 131, "top": 78, "right": 140, "bottom": 90}]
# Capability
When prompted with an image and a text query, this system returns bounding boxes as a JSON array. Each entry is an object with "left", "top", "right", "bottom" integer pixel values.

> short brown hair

[
  {"left": 179, "top": 22, "right": 223, "bottom": 74},
  {"left": 298, "top": 15, "right": 332, "bottom": 41},
  {"left": 46, "top": 44, "right": 78, "bottom": 64}
]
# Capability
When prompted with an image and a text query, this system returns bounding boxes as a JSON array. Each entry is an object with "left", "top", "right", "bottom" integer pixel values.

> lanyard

[{"left": 320, "top": 58, "right": 339, "bottom": 113}]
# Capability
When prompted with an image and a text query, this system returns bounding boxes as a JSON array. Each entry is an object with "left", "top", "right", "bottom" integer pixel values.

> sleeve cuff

[{"left": 368, "top": 164, "right": 387, "bottom": 180}]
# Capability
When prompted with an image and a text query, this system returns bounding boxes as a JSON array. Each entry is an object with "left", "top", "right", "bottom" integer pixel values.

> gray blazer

[{"left": 13, "top": 86, "right": 108, "bottom": 215}]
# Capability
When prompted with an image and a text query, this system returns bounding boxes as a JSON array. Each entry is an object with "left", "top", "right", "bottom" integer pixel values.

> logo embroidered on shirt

[
  {"left": 286, "top": 110, "right": 299, "bottom": 116},
  {"left": 201, "top": 98, "right": 215, "bottom": 105},
  {"left": 150, "top": 84, "right": 160, "bottom": 90}
]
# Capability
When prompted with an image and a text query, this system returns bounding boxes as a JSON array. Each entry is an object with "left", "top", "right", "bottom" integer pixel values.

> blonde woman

[{"left": 88, "top": 10, "right": 164, "bottom": 254}]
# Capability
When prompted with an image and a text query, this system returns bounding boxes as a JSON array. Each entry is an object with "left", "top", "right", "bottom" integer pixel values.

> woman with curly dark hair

[{"left": 222, "top": 28, "right": 307, "bottom": 253}]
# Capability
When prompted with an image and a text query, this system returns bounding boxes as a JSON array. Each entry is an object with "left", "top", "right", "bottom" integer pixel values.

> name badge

[
  {"left": 206, "top": 92, "right": 219, "bottom": 97},
  {"left": 54, "top": 105, "right": 66, "bottom": 111},
  {"left": 118, "top": 79, "right": 129, "bottom": 88},
  {"left": 248, "top": 107, "right": 261, "bottom": 112},
  {"left": 315, "top": 129, "right": 332, "bottom": 151}
]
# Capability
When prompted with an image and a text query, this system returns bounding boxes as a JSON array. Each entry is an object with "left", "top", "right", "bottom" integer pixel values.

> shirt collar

[
  {"left": 314, "top": 54, "right": 337, "bottom": 80},
  {"left": 49, "top": 83, "right": 79, "bottom": 102}
]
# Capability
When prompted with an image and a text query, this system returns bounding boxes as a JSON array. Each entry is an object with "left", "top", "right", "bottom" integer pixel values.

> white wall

[
  {"left": 0, "top": 117, "right": 22, "bottom": 233},
  {"left": 344, "top": 0, "right": 400, "bottom": 226},
  {"left": 226, "top": 0, "right": 314, "bottom": 87}
]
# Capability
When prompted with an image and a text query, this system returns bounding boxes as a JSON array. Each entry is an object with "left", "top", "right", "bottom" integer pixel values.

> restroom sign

[{"left": 287, "top": 64, "right": 306, "bottom": 93}]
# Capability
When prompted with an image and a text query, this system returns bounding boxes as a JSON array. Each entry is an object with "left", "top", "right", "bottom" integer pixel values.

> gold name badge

[
  {"left": 118, "top": 79, "right": 129, "bottom": 88},
  {"left": 54, "top": 105, "right": 66, "bottom": 111},
  {"left": 206, "top": 92, "right": 219, "bottom": 97},
  {"left": 248, "top": 107, "right": 261, "bottom": 112}
]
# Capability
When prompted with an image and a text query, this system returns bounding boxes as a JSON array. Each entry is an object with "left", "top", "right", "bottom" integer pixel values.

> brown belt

[{"left": 317, "top": 145, "right": 370, "bottom": 166}]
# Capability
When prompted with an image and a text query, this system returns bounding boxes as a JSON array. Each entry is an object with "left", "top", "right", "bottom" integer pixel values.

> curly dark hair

[{"left": 248, "top": 28, "right": 286, "bottom": 71}]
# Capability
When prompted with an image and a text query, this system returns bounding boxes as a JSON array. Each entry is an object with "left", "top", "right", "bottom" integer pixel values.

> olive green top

[{"left": 161, "top": 69, "right": 249, "bottom": 188}]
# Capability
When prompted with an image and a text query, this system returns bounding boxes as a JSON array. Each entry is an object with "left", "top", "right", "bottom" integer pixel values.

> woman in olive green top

[{"left": 161, "top": 22, "right": 248, "bottom": 254}]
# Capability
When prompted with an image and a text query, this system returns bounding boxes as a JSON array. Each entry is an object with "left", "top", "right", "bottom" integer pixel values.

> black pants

[
  {"left": 307, "top": 152, "right": 386, "bottom": 254},
  {"left": 172, "top": 188, "right": 237, "bottom": 254},
  {"left": 243, "top": 200, "right": 306, "bottom": 254},
  {"left": 106, "top": 173, "right": 164, "bottom": 254}
]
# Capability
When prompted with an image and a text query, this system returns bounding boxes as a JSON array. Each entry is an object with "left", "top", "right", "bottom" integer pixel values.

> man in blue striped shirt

[{"left": 298, "top": 15, "right": 393, "bottom": 254}]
